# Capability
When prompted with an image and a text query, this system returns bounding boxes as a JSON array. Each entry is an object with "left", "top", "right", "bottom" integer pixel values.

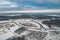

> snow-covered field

[{"left": 0, "top": 19, "right": 60, "bottom": 40}]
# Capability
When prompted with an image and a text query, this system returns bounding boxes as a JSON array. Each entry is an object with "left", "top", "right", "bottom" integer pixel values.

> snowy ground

[{"left": 0, "top": 19, "right": 60, "bottom": 40}]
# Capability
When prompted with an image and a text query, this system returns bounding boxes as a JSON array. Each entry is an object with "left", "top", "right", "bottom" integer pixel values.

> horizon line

[{"left": 0, "top": 9, "right": 60, "bottom": 13}]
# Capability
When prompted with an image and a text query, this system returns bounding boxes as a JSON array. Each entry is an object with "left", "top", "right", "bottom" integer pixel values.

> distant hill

[{"left": 0, "top": 13, "right": 60, "bottom": 20}]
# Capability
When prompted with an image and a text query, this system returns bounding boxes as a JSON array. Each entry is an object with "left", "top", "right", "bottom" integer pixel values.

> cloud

[
  {"left": 0, "top": 0, "right": 60, "bottom": 11},
  {"left": 0, "top": 5, "right": 17, "bottom": 8},
  {"left": 0, "top": 1, "right": 11, "bottom": 5},
  {"left": 21, "top": 5, "right": 47, "bottom": 10},
  {"left": 21, "top": 0, "right": 60, "bottom": 4},
  {"left": 0, "top": 9, "right": 60, "bottom": 13},
  {"left": 0, "top": 0, "right": 18, "bottom": 8},
  {"left": 18, "top": 0, "right": 60, "bottom": 10},
  {"left": 48, "top": 0, "right": 60, "bottom": 4}
]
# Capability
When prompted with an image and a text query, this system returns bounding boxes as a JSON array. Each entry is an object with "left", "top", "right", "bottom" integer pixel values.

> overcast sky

[{"left": 0, "top": 0, "right": 60, "bottom": 11}]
